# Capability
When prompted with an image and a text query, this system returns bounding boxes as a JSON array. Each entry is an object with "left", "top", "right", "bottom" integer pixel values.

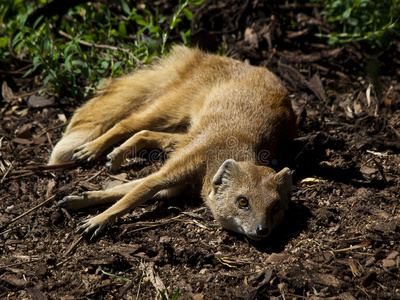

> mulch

[{"left": 1, "top": 0, "right": 400, "bottom": 299}]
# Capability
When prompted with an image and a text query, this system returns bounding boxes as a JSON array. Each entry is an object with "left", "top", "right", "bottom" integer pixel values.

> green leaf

[
  {"left": 170, "top": 17, "right": 182, "bottom": 29},
  {"left": 32, "top": 15, "right": 44, "bottom": 29},
  {"left": 149, "top": 26, "right": 162, "bottom": 34},
  {"left": 110, "top": 29, "right": 119, "bottom": 37},
  {"left": 136, "top": 19, "right": 149, "bottom": 27},
  {"left": 23, "top": 67, "right": 35, "bottom": 78},
  {"left": 42, "top": 38, "right": 52, "bottom": 53},
  {"left": 0, "top": 37, "right": 9, "bottom": 49},
  {"left": 12, "top": 31, "right": 24, "bottom": 47},
  {"left": 189, "top": 0, "right": 205, "bottom": 5},
  {"left": 72, "top": 60, "right": 85, "bottom": 67},
  {"left": 120, "top": 0, "right": 131, "bottom": 15},
  {"left": 171, "top": 287, "right": 180, "bottom": 300},
  {"left": 64, "top": 53, "right": 75, "bottom": 70},
  {"left": 119, "top": 23, "right": 127, "bottom": 36},
  {"left": 101, "top": 61, "right": 110, "bottom": 69},
  {"left": 82, "top": 63, "right": 91, "bottom": 79},
  {"left": 181, "top": 29, "right": 191, "bottom": 44},
  {"left": 183, "top": 8, "right": 193, "bottom": 21},
  {"left": 32, "top": 55, "right": 41, "bottom": 68},
  {"left": 43, "top": 75, "right": 52, "bottom": 86},
  {"left": 158, "top": 290, "right": 168, "bottom": 300},
  {"left": 348, "top": 17, "right": 359, "bottom": 27},
  {"left": 101, "top": 270, "right": 132, "bottom": 282},
  {"left": 342, "top": 8, "right": 351, "bottom": 20},
  {"left": 142, "top": 8, "right": 155, "bottom": 19},
  {"left": 112, "top": 61, "right": 123, "bottom": 72}
]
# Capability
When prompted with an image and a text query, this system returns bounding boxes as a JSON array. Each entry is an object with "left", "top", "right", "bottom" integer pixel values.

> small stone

[
  {"left": 387, "top": 251, "right": 399, "bottom": 260},
  {"left": 315, "top": 273, "right": 341, "bottom": 288},
  {"left": 339, "top": 292, "right": 356, "bottom": 300},
  {"left": 159, "top": 236, "right": 171, "bottom": 243},
  {"left": 266, "top": 253, "right": 289, "bottom": 263},
  {"left": 365, "top": 257, "right": 375, "bottom": 267},
  {"left": 382, "top": 259, "right": 396, "bottom": 268}
]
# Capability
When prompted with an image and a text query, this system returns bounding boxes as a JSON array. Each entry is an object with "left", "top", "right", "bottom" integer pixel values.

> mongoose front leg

[
  {"left": 78, "top": 146, "right": 205, "bottom": 239},
  {"left": 78, "top": 174, "right": 167, "bottom": 238},
  {"left": 106, "top": 130, "right": 185, "bottom": 171}
]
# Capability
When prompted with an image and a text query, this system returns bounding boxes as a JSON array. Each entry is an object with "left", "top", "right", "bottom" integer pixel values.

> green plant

[
  {"left": 101, "top": 270, "right": 132, "bottom": 282},
  {"left": 159, "top": 287, "right": 180, "bottom": 300},
  {"left": 1, "top": 0, "right": 204, "bottom": 99},
  {"left": 314, "top": 0, "right": 400, "bottom": 48}
]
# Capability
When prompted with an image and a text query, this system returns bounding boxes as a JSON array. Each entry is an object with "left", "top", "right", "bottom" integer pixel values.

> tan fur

[{"left": 51, "top": 46, "right": 297, "bottom": 240}]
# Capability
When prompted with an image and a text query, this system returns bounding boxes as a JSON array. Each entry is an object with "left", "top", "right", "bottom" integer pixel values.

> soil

[{"left": 1, "top": 1, "right": 400, "bottom": 299}]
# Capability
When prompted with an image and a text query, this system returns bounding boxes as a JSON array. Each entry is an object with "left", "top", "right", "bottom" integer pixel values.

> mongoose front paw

[
  {"left": 72, "top": 142, "right": 100, "bottom": 162},
  {"left": 106, "top": 151, "right": 124, "bottom": 172},
  {"left": 78, "top": 215, "right": 111, "bottom": 240}
]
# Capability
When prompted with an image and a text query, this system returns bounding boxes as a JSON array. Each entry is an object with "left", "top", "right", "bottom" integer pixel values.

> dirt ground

[{"left": 1, "top": 1, "right": 400, "bottom": 299}]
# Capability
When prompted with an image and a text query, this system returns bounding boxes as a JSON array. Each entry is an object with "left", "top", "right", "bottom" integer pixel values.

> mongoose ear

[
  {"left": 274, "top": 167, "right": 293, "bottom": 192},
  {"left": 212, "top": 159, "right": 239, "bottom": 186}
]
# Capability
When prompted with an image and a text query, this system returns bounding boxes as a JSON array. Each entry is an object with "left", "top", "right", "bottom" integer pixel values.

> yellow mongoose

[{"left": 50, "top": 46, "right": 297, "bottom": 240}]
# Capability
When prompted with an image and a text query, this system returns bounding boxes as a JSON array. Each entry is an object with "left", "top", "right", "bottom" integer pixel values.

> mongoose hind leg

[
  {"left": 71, "top": 97, "right": 191, "bottom": 163},
  {"left": 58, "top": 178, "right": 145, "bottom": 210},
  {"left": 106, "top": 130, "right": 186, "bottom": 172}
]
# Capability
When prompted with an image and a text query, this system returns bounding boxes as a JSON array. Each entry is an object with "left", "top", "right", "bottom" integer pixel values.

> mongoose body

[{"left": 50, "top": 46, "right": 297, "bottom": 240}]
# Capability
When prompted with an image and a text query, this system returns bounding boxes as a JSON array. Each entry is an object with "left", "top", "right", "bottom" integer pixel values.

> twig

[
  {"left": 58, "top": 30, "right": 143, "bottom": 66},
  {"left": 87, "top": 170, "right": 104, "bottom": 182},
  {"left": 46, "top": 131, "right": 53, "bottom": 148},
  {"left": 0, "top": 102, "right": 12, "bottom": 119},
  {"left": 0, "top": 163, "right": 13, "bottom": 184},
  {"left": 128, "top": 220, "right": 176, "bottom": 234},
  {"left": 0, "top": 258, "right": 42, "bottom": 270},
  {"left": 54, "top": 256, "right": 73, "bottom": 268},
  {"left": 333, "top": 244, "right": 367, "bottom": 253},
  {"left": 108, "top": 174, "right": 131, "bottom": 183},
  {"left": 372, "top": 158, "right": 387, "bottom": 183},
  {"left": 63, "top": 235, "right": 84, "bottom": 257},
  {"left": 36, "top": 123, "right": 68, "bottom": 139},
  {"left": 25, "top": 161, "right": 82, "bottom": 171},
  {"left": 3, "top": 171, "right": 35, "bottom": 182},
  {"left": 0, "top": 195, "right": 56, "bottom": 232},
  {"left": 0, "top": 224, "right": 29, "bottom": 236},
  {"left": 25, "top": 156, "right": 107, "bottom": 171},
  {"left": 127, "top": 207, "right": 207, "bottom": 233}
]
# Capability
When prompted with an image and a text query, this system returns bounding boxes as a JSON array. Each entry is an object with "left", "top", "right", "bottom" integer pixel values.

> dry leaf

[
  {"left": 300, "top": 177, "right": 327, "bottom": 185},
  {"left": 2, "top": 81, "right": 14, "bottom": 101}
]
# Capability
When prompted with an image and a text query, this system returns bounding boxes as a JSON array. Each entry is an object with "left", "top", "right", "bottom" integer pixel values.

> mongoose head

[{"left": 208, "top": 159, "right": 293, "bottom": 241}]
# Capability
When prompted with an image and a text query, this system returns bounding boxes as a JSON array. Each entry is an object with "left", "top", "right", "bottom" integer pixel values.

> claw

[
  {"left": 57, "top": 195, "right": 85, "bottom": 210},
  {"left": 105, "top": 152, "right": 123, "bottom": 172},
  {"left": 71, "top": 142, "right": 99, "bottom": 162},
  {"left": 77, "top": 215, "right": 111, "bottom": 240}
]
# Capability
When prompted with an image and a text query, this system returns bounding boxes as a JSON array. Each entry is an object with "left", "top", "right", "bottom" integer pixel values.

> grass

[
  {"left": 0, "top": 0, "right": 204, "bottom": 99},
  {"left": 314, "top": 0, "right": 400, "bottom": 49}
]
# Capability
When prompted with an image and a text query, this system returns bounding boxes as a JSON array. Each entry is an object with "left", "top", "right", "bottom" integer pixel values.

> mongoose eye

[
  {"left": 271, "top": 202, "right": 281, "bottom": 214},
  {"left": 237, "top": 197, "right": 249, "bottom": 209}
]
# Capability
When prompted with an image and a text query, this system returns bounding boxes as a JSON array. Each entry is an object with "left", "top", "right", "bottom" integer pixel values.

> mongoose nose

[{"left": 256, "top": 225, "right": 269, "bottom": 236}]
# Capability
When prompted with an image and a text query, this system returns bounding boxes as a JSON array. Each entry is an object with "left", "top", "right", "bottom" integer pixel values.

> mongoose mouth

[
  {"left": 245, "top": 225, "right": 270, "bottom": 241},
  {"left": 246, "top": 233, "right": 269, "bottom": 241}
]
